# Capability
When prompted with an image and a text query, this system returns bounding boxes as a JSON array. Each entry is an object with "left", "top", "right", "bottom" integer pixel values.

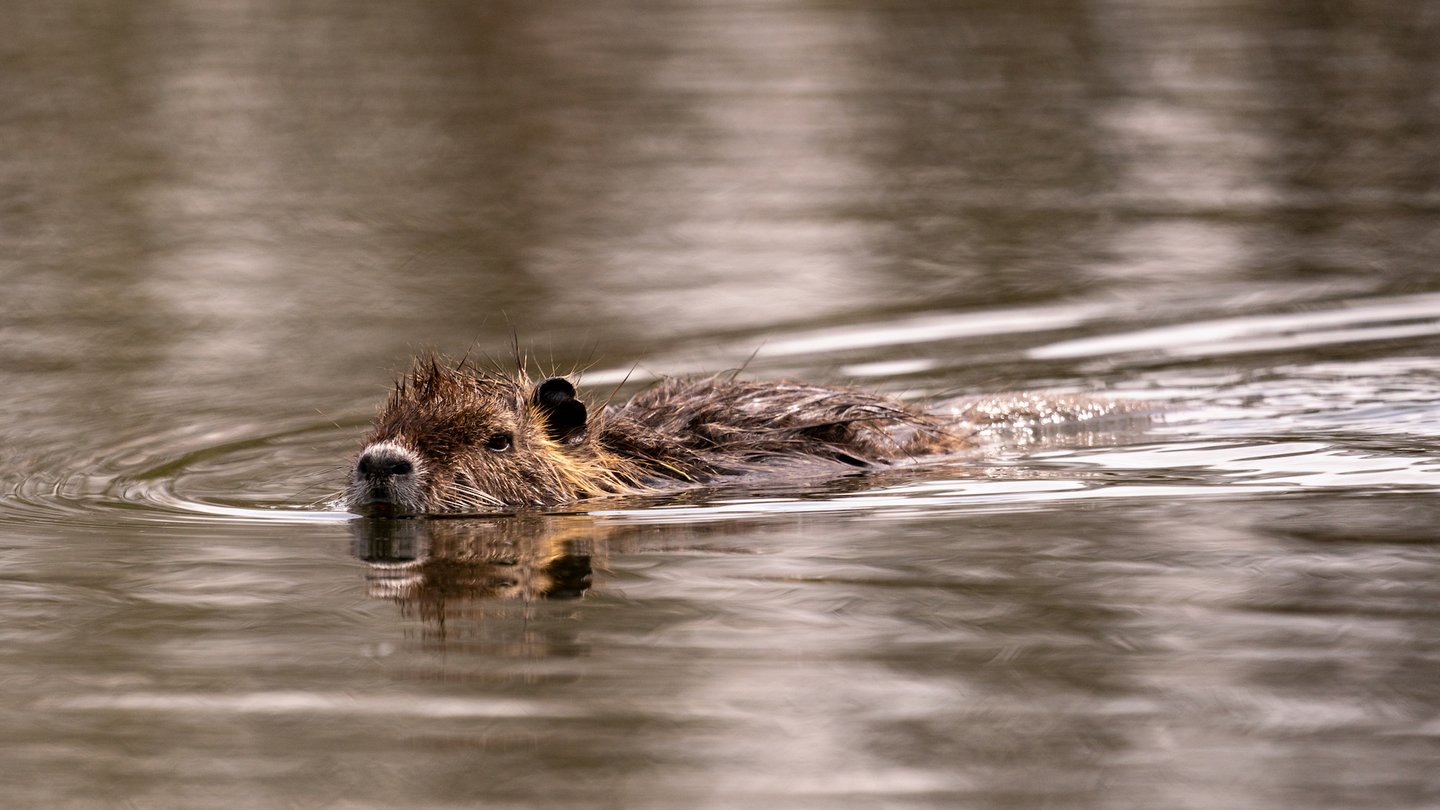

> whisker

[
  {"left": 305, "top": 491, "right": 345, "bottom": 509},
  {"left": 448, "top": 480, "right": 506, "bottom": 509}
]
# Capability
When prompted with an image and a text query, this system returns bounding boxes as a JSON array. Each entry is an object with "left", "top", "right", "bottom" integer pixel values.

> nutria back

[{"left": 342, "top": 356, "right": 977, "bottom": 515}]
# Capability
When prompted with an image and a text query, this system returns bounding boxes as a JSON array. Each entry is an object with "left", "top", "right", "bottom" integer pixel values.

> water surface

[{"left": 3, "top": 1, "right": 1440, "bottom": 808}]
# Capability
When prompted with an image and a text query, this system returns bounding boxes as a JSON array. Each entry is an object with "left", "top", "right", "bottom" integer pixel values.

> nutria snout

[
  {"left": 349, "top": 441, "right": 426, "bottom": 515},
  {"left": 341, "top": 355, "right": 976, "bottom": 516}
]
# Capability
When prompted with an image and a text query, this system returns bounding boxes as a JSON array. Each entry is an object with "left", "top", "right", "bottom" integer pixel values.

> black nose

[{"left": 356, "top": 447, "right": 415, "bottom": 479}]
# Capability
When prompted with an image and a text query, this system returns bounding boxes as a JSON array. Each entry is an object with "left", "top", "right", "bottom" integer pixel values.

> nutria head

[{"left": 343, "top": 358, "right": 593, "bottom": 516}]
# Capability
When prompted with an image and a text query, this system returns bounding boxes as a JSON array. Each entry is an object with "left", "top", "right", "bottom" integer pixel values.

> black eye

[{"left": 486, "top": 432, "right": 513, "bottom": 453}]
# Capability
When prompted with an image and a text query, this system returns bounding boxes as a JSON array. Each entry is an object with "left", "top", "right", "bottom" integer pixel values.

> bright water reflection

[{"left": 3, "top": 1, "right": 1440, "bottom": 808}]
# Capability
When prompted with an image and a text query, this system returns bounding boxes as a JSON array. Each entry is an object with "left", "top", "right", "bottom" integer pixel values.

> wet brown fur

[{"left": 345, "top": 355, "right": 974, "bottom": 513}]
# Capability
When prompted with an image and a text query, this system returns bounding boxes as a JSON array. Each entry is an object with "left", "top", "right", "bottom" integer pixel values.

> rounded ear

[{"left": 532, "top": 378, "right": 587, "bottom": 443}]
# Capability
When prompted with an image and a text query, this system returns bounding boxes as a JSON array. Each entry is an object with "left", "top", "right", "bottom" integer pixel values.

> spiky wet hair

[
  {"left": 349, "top": 355, "right": 975, "bottom": 512},
  {"left": 606, "top": 375, "right": 973, "bottom": 474}
]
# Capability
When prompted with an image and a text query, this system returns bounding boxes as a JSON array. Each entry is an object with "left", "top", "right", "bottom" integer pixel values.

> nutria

[{"left": 342, "top": 355, "right": 1135, "bottom": 516}]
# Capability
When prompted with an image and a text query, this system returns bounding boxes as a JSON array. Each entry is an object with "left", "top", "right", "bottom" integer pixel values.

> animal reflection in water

[
  {"left": 355, "top": 516, "right": 594, "bottom": 602},
  {"left": 351, "top": 515, "right": 671, "bottom": 646}
]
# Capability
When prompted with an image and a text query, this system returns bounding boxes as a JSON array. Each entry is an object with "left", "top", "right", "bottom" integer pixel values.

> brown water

[{"left": 4, "top": 1, "right": 1440, "bottom": 808}]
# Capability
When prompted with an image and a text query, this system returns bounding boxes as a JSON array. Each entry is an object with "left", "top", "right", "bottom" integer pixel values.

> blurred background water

[{"left": 3, "top": 1, "right": 1440, "bottom": 807}]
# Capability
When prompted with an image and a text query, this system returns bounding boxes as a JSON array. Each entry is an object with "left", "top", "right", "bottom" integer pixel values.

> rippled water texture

[{"left": 4, "top": 2, "right": 1440, "bottom": 808}]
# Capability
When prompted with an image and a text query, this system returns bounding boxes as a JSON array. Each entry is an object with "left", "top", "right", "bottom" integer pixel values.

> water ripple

[
  {"left": 2, "top": 419, "right": 357, "bottom": 528},
  {"left": 5, "top": 295, "right": 1440, "bottom": 528},
  {"left": 1030, "top": 291, "right": 1440, "bottom": 361}
]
